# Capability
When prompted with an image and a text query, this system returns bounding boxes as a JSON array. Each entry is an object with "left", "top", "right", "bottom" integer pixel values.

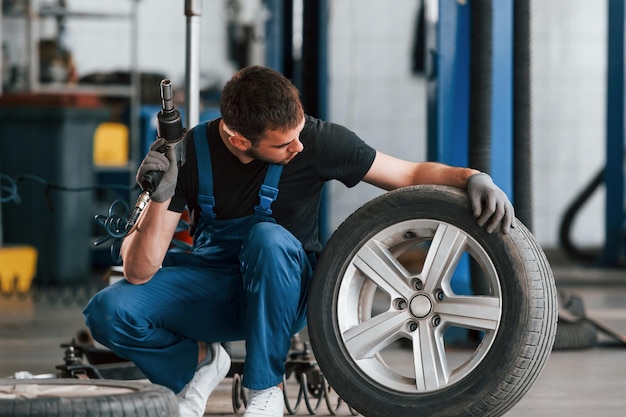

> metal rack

[
  {"left": 1, "top": 1, "right": 135, "bottom": 91},
  {"left": 0, "top": 0, "right": 141, "bottom": 160}
]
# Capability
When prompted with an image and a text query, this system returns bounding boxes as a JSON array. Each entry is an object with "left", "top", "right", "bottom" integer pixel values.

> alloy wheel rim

[{"left": 337, "top": 219, "right": 502, "bottom": 393}]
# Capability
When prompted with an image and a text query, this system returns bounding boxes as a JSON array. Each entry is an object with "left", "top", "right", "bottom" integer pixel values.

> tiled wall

[
  {"left": 2, "top": 0, "right": 610, "bottom": 249},
  {"left": 326, "top": 0, "right": 427, "bottom": 234},
  {"left": 530, "top": 0, "right": 607, "bottom": 248}
]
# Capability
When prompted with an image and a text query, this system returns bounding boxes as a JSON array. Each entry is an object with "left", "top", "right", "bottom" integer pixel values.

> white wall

[
  {"left": 531, "top": 0, "right": 607, "bottom": 248},
  {"left": 326, "top": 0, "right": 426, "bottom": 232}
]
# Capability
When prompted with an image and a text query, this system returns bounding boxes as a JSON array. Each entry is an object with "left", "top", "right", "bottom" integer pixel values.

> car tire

[
  {"left": 308, "top": 185, "right": 557, "bottom": 417},
  {"left": 0, "top": 378, "right": 178, "bottom": 417}
]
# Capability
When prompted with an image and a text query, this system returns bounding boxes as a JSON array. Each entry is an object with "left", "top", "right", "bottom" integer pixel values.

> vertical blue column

[
  {"left": 490, "top": 0, "right": 514, "bottom": 197},
  {"left": 603, "top": 0, "right": 626, "bottom": 266},
  {"left": 427, "top": 0, "right": 513, "bottom": 191},
  {"left": 426, "top": 0, "right": 470, "bottom": 167}
]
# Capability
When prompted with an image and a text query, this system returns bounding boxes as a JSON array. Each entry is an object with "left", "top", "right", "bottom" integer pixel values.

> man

[{"left": 84, "top": 65, "right": 514, "bottom": 417}]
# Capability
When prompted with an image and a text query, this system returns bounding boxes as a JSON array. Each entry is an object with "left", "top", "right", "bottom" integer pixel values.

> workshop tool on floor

[
  {"left": 127, "top": 79, "right": 186, "bottom": 230},
  {"left": 557, "top": 289, "right": 626, "bottom": 348}
]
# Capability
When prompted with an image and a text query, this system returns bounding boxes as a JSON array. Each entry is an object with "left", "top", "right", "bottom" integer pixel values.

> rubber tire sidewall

[
  {"left": 308, "top": 185, "right": 557, "bottom": 417},
  {"left": 0, "top": 378, "right": 179, "bottom": 417}
]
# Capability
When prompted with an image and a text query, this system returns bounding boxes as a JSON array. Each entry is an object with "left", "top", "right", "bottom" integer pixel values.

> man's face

[{"left": 246, "top": 118, "right": 306, "bottom": 165}]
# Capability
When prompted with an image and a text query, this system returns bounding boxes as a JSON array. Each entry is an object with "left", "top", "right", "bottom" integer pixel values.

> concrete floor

[{"left": 1, "top": 263, "right": 625, "bottom": 416}]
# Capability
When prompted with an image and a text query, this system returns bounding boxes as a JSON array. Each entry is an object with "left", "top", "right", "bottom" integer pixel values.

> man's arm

[
  {"left": 121, "top": 138, "right": 182, "bottom": 284},
  {"left": 121, "top": 200, "right": 181, "bottom": 284},
  {"left": 362, "top": 151, "right": 515, "bottom": 233},
  {"left": 362, "top": 151, "right": 480, "bottom": 190}
]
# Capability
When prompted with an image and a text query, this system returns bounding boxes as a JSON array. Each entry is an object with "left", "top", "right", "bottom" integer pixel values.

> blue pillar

[
  {"left": 603, "top": 0, "right": 626, "bottom": 266},
  {"left": 426, "top": 0, "right": 470, "bottom": 168},
  {"left": 490, "top": 0, "right": 513, "bottom": 196},
  {"left": 427, "top": 0, "right": 513, "bottom": 194}
]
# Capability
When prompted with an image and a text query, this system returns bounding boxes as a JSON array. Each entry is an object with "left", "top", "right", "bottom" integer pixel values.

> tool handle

[
  {"left": 140, "top": 167, "right": 165, "bottom": 194},
  {"left": 140, "top": 79, "right": 183, "bottom": 193}
]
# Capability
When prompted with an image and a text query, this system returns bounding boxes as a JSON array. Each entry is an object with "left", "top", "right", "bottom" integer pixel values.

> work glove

[
  {"left": 467, "top": 172, "right": 515, "bottom": 234},
  {"left": 135, "top": 138, "right": 178, "bottom": 203}
]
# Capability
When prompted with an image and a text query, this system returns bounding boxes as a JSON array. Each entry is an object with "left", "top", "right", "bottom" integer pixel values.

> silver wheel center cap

[{"left": 409, "top": 295, "right": 433, "bottom": 318}]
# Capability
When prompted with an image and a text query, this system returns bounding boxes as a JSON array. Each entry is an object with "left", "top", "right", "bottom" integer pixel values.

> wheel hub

[{"left": 409, "top": 294, "right": 433, "bottom": 318}]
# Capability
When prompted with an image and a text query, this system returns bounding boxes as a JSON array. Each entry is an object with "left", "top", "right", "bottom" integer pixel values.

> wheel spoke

[
  {"left": 352, "top": 239, "right": 413, "bottom": 299},
  {"left": 411, "top": 321, "right": 449, "bottom": 391},
  {"left": 420, "top": 224, "right": 467, "bottom": 292},
  {"left": 344, "top": 310, "right": 410, "bottom": 360},
  {"left": 435, "top": 296, "right": 501, "bottom": 331}
]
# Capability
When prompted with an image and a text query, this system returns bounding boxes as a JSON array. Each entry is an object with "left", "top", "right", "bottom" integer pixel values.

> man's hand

[
  {"left": 135, "top": 138, "right": 178, "bottom": 202},
  {"left": 467, "top": 173, "right": 515, "bottom": 234}
]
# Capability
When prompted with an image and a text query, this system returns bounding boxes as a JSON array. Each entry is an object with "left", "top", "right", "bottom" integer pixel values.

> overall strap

[
  {"left": 193, "top": 122, "right": 217, "bottom": 219},
  {"left": 254, "top": 164, "right": 283, "bottom": 216},
  {"left": 194, "top": 121, "right": 283, "bottom": 218}
]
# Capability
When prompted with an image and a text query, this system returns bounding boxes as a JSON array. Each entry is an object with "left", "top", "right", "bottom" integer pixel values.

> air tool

[{"left": 126, "top": 79, "right": 186, "bottom": 231}]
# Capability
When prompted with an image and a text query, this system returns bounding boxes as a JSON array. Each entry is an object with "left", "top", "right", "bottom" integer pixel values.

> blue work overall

[{"left": 84, "top": 122, "right": 313, "bottom": 393}]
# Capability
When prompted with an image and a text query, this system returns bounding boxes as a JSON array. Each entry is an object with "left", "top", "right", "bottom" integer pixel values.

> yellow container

[
  {"left": 93, "top": 122, "right": 129, "bottom": 167},
  {"left": 0, "top": 245, "right": 38, "bottom": 293}
]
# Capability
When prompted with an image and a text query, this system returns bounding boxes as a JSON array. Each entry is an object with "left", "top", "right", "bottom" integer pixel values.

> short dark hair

[{"left": 220, "top": 66, "right": 304, "bottom": 144}]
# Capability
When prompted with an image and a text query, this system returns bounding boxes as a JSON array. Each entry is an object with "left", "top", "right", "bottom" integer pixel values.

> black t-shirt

[{"left": 169, "top": 115, "right": 376, "bottom": 254}]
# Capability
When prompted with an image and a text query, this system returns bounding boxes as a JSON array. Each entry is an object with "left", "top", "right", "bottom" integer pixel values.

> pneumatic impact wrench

[{"left": 126, "top": 79, "right": 186, "bottom": 231}]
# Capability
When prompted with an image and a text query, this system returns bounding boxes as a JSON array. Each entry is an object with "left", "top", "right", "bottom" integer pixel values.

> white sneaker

[
  {"left": 244, "top": 386, "right": 284, "bottom": 417},
  {"left": 178, "top": 343, "right": 231, "bottom": 417}
]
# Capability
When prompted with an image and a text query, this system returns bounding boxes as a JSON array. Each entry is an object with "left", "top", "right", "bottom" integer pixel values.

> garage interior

[{"left": 1, "top": 0, "right": 625, "bottom": 416}]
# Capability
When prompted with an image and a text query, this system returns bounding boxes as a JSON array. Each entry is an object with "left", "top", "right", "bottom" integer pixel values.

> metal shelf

[
  {"left": 0, "top": 0, "right": 142, "bottom": 197},
  {"left": 32, "top": 83, "right": 136, "bottom": 97},
  {"left": 38, "top": 5, "right": 132, "bottom": 20}
]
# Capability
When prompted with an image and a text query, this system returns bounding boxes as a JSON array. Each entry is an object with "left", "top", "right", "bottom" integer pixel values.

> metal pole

[
  {"left": 129, "top": 0, "right": 141, "bottom": 188},
  {"left": 26, "top": 0, "right": 38, "bottom": 91},
  {"left": 185, "top": 0, "right": 202, "bottom": 129}
]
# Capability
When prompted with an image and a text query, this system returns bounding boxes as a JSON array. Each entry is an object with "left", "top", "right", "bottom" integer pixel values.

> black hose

[
  {"left": 559, "top": 169, "right": 605, "bottom": 262},
  {"left": 469, "top": 0, "right": 493, "bottom": 296},
  {"left": 513, "top": 0, "right": 533, "bottom": 231},
  {"left": 468, "top": 0, "right": 493, "bottom": 174}
]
